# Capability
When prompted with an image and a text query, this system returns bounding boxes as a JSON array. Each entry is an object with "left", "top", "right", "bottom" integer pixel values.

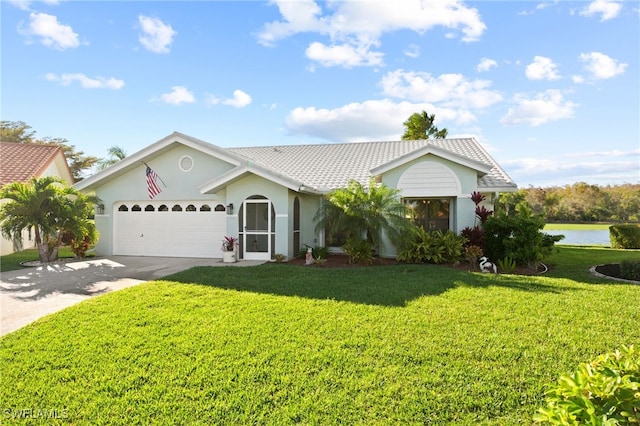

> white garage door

[{"left": 114, "top": 201, "right": 227, "bottom": 258}]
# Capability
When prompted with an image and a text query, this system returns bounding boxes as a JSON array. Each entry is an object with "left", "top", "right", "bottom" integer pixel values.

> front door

[{"left": 243, "top": 199, "right": 271, "bottom": 260}]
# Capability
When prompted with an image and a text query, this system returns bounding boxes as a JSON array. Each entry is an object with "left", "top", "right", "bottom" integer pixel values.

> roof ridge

[{"left": 228, "top": 138, "right": 478, "bottom": 150}]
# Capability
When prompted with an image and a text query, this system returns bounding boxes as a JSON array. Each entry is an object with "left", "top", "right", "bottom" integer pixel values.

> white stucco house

[{"left": 75, "top": 132, "right": 517, "bottom": 261}]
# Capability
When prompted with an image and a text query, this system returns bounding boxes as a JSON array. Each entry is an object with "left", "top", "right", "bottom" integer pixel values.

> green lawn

[
  {"left": 543, "top": 223, "right": 615, "bottom": 230},
  {"left": 1, "top": 247, "right": 639, "bottom": 424},
  {"left": 0, "top": 247, "right": 77, "bottom": 272}
]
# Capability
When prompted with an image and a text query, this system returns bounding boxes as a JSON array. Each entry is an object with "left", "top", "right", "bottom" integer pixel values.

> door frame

[{"left": 242, "top": 198, "right": 272, "bottom": 261}]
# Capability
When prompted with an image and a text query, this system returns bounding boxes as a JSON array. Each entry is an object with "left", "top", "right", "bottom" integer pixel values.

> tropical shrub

[
  {"left": 620, "top": 259, "right": 640, "bottom": 281},
  {"left": 314, "top": 179, "right": 412, "bottom": 254},
  {"left": 0, "top": 177, "right": 100, "bottom": 262},
  {"left": 301, "top": 245, "right": 328, "bottom": 261},
  {"left": 475, "top": 205, "right": 494, "bottom": 223},
  {"left": 534, "top": 345, "right": 640, "bottom": 425},
  {"left": 62, "top": 226, "right": 98, "bottom": 258},
  {"left": 461, "top": 225, "right": 484, "bottom": 247},
  {"left": 397, "top": 227, "right": 466, "bottom": 264},
  {"left": 483, "top": 204, "right": 562, "bottom": 269},
  {"left": 342, "top": 237, "right": 373, "bottom": 264},
  {"left": 609, "top": 224, "right": 640, "bottom": 249},
  {"left": 464, "top": 244, "right": 483, "bottom": 269},
  {"left": 497, "top": 256, "right": 517, "bottom": 274},
  {"left": 461, "top": 191, "right": 493, "bottom": 252}
]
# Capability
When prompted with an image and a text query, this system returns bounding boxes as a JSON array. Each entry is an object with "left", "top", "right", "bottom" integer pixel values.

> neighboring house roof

[
  {"left": 0, "top": 142, "right": 74, "bottom": 186},
  {"left": 229, "top": 138, "right": 517, "bottom": 192}
]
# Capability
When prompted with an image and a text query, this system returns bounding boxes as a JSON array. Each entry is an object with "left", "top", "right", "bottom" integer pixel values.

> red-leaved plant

[{"left": 475, "top": 205, "right": 494, "bottom": 223}]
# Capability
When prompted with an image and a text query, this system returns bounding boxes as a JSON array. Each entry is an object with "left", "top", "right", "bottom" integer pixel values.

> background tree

[
  {"left": 314, "top": 179, "right": 412, "bottom": 253},
  {"left": 0, "top": 121, "right": 99, "bottom": 181},
  {"left": 516, "top": 183, "right": 639, "bottom": 223},
  {"left": 0, "top": 176, "right": 100, "bottom": 262},
  {"left": 97, "top": 146, "right": 127, "bottom": 170},
  {"left": 401, "top": 111, "right": 448, "bottom": 140}
]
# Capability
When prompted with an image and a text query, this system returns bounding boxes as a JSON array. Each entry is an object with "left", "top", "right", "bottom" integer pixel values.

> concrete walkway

[{"left": 0, "top": 256, "right": 264, "bottom": 336}]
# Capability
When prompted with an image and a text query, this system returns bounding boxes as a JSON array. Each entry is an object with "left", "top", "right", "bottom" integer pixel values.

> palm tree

[
  {"left": 97, "top": 145, "right": 127, "bottom": 170},
  {"left": 401, "top": 111, "right": 448, "bottom": 140},
  {"left": 0, "top": 176, "right": 100, "bottom": 262},
  {"left": 314, "top": 179, "right": 412, "bottom": 253}
]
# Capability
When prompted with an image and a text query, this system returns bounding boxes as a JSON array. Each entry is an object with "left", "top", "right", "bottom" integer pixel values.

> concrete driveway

[{"left": 0, "top": 256, "right": 264, "bottom": 336}]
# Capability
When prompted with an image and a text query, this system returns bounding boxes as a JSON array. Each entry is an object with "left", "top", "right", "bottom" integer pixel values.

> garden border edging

[{"left": 590, "top": 264, "right": 640, "bottom": 284}]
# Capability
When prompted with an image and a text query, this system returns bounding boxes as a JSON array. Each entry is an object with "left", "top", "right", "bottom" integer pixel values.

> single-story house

[
  {"left": 75, "top": 132, "right": 517, "bottom": 261},
  {"left": 0, "top": 142, "right": 74, "bottom": 255}
]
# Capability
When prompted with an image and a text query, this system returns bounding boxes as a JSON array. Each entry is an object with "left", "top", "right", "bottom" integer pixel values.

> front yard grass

[
  {"left": 0, "top": 247, "right": 77, "bottom": 273},
  {"left": 543, "top": 223, "right": 613, "bottom": 230},
  {"left": 1, "top": 246, "right": 638, "bottom": 424}
]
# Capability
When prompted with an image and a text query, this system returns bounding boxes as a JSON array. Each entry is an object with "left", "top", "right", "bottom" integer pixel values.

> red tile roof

[{"left": 0, "top": 142, "right": 70, "bottom": 185}]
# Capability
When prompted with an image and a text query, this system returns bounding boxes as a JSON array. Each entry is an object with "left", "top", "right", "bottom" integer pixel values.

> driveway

[{"left": 0, "top": 256, "right": 264, "bottom": 336}]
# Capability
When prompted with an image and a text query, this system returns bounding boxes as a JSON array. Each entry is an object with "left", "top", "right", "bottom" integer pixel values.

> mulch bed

[
  {"left": 286, "top": 254, "right": 400, "bottom": 268},
  {"left": 285, "top": 254, "right": 546, "bottom": 275}
]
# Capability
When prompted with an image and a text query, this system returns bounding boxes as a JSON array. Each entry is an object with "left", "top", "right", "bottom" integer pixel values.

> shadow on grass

[{"left": 162, "top": 263, "right": 577, "bottom": 307}]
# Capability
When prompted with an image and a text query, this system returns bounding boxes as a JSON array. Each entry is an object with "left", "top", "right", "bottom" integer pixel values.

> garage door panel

[{"left": 114, "top": 203, "right": 226, "bottom": 257}]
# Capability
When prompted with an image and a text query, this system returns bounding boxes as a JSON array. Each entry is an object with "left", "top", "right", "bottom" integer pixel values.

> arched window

[
  {"left": 200, "top": 204, "right": 211, "bottom": 212},
  {"left": 118, "top": 205, "right": 129, "bottom": 211},
  {"left": 145, "top": 205, "right": 155, "bottom": 211},
  {"left": 158, "top": 204, "right": 168, "bottom": 212},
  {"left": 214, "top": 204, "right": 226, "bottom": 212},
  {"left": 132, "top": 204, "right": 142, "bottom": 212},
  {"left": 172, "top": 204, "right": 183, "bottom": 212},
  {"left": 186, "top": 204, "right": 197, "bottom": 212}
]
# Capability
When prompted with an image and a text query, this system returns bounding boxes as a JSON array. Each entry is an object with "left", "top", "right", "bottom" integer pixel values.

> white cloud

[
  {"left": 305, "top": 41, "right": 383, "bottom": 68},
  {"left": 206, "top": 90, "right": 252, "bottom": 108},
  {"left": 224, "top": 90, "right": 252, "bottom": 108},
  {"left": 257, "top": 0, "right": 486, "bottom": 68},
  {"left": 159, "top": 86, "right": 195, "bottom": 105},
  {"left": 8, "top": 0, "right": 61, "bottom": 11},
  {"left": 579, "top": 52, "right": 627, "bottom": 79},
  {"left": 525, "top": 56, "right": 560, "bottom": 80},
  {"left": 138, "top": 15, "right": 176, "bottom": 54},
  {"left": 504, "top": 149, "right": 640, "bottom": 186},
  {"left": 500, "top": 90, "right": 578, "bottom": 126},
  {"left": 379, "top": 69, "right": 503, "bottom": 109},
  {"left": 404, "top": 44, "right": 420, "bottom": 58},
  {"left": 580, "top": 0, "right": 622, "bottom": 21},
  {"left": 256, "top": 0, "right": 327, "bottom": 47},
  {"left": 572, "top": 75, "right": 586, "bottom": 84},
  {"left": 564, "top": 148, "right": 640, "bottom": 158},
  {"left": 45, "top": 73, "right": 125, "bottom": 89},
  {"left": 285, "top": 99, "right": 470, "bottom": 142},
  {"left": 477, "top": 58, "right": 497, "bottom": 72},
  {"left": 20, "top": 12, "right": 79, "bottom": 50}
]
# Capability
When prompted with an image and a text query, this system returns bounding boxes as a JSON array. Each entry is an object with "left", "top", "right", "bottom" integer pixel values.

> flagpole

[{"left": 142, "top": 161, "right": 167, "bottom": 188}]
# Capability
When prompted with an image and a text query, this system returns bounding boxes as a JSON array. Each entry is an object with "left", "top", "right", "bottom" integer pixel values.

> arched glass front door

[{"left": 243, "top": 199, "right": 272, "bottom": 260}]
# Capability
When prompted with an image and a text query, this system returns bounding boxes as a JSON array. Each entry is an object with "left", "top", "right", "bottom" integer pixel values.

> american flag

[{"left": 146, "top": 166, "right": 162, "bottom": 199}]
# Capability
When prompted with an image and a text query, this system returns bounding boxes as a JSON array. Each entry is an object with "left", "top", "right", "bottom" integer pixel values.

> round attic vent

[{"left": 179, "top": 155, "right": 194, "bottom": 172}]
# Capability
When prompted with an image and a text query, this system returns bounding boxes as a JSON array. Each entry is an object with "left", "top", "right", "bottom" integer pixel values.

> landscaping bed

[{"left": 286, "top": 254, "right": 547, "bottom": 275}]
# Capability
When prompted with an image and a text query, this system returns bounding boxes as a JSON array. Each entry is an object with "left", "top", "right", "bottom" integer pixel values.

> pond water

[{"left": 545, "top": 230, "right": 610, "bottom": 246}]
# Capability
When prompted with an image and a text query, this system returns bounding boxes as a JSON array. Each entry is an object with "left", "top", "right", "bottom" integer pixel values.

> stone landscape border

[{"left": 590, "top": 264, "right": 640, "bottom": 284}]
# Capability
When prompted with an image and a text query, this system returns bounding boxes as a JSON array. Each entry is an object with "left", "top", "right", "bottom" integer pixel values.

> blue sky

[{"left": 2, "top": 0, "right": 638, "bottom": 187}]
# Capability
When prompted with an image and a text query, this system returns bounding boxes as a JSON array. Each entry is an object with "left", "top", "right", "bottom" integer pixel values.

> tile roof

[
  {"left": 0, "top": 142, "right": 65, "bottom": 186},
  {"left": 228, "top": 138, "right": 516, "bottom": 191}
]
